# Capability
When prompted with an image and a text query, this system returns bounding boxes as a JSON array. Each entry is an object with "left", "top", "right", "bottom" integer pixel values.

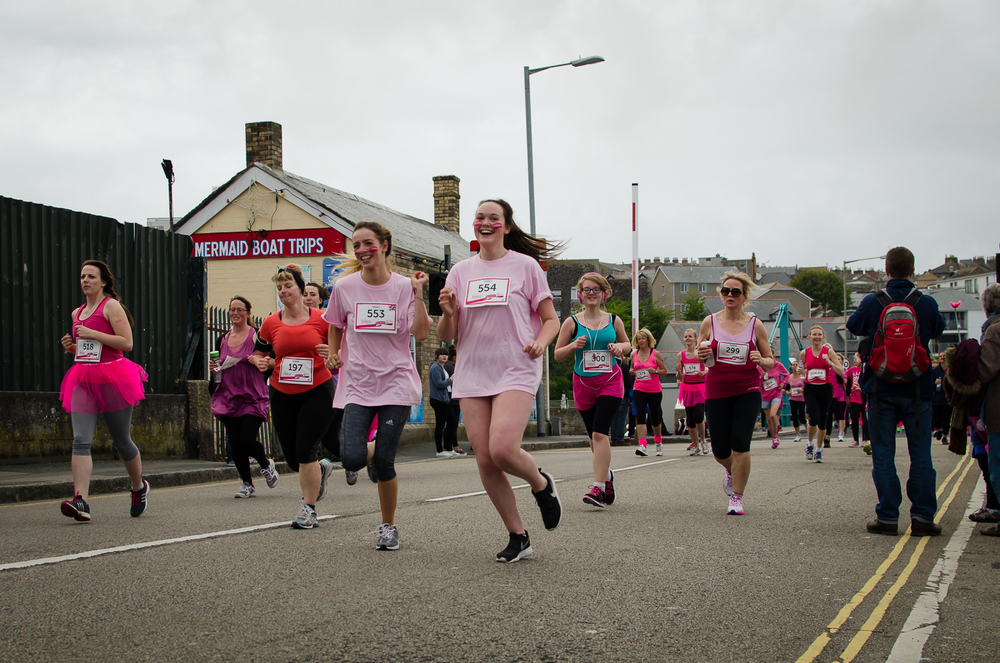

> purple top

[{"left": 211, "top": 330, "right": 269, "bottom": 419}]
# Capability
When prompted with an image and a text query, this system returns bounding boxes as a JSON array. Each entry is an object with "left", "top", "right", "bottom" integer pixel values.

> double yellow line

[{"left": 795, "top": 451, "right": 977, "bottom": 663}]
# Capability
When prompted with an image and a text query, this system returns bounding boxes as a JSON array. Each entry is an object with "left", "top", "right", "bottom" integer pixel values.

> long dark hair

[
  {"left": 82, "top": 259, "right": 134, "bottom": 327},
  {"left": 480, "top": 199, "right": 564, "bottom": 263}
]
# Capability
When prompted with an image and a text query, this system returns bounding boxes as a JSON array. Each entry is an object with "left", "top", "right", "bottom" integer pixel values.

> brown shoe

[
  {"left": 910, "top": 519, "right": 942, "bottom": 536},
  {"left": 980, "top": 525, "right": 1000, "bottom": 537},
  {"left": 866, "top": 519, "right": 898, "bottom": 535}
]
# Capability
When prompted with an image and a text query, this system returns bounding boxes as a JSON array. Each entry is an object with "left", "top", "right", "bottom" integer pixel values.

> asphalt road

[{"left": 0, "top": 437, "right": 995, "bottom": 663}]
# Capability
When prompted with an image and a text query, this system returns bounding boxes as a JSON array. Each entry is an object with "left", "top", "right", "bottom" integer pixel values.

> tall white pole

[{"left": 631, "top": 183, "right": 639, "bottom": 339}]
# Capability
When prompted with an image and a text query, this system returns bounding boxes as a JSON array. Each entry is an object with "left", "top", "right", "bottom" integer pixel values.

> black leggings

[
  {"left": 632, "top": 390, "right": 663, "bottom": 428},
  {"left": 685, "top": 403, "right": 705, "bottom": 425},
  {"left": 579, "top": 395, "right": 621, "bottom": 437},
  {"left": 430, "top": 398, "right": 458, "bottom": 452},
  {"left": 848, "top": 402, "right": 868, "bottom": 442},
  {"left": 268, "top": 379, "right": 336, "bottom": 472},
  {"left": 217, "top": 414, "right": 269, "bottom": 485},
  {"left": 789, "top": 400, "right": 806, "bottom": 428},
  {"left": 803, "top": 383, "right": 833, "bottom": 429},
  {"left": 706, "top": 392, "right": 761, "bottom": 458},
  {"left": 825, "top": 399, "right": 845, "bottom": 435}
]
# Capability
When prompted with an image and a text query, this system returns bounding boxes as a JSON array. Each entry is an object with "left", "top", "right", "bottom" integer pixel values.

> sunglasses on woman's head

[{"left": 720, "top": 287, "right": 743, "bottom": 297}]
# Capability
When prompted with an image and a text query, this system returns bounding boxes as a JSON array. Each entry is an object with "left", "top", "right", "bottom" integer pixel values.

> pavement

[{"left": 0, "top": 430, "right": 741, "bottom": 504}]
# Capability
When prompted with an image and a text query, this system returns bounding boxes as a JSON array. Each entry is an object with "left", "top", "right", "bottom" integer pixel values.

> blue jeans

[
  {"left": 610, "top": 395, "right": 629, "bottom": 442},
  {"left": 867, "top": 393, "right": 936, "bottom": 524},
  {"left": 988, "top": 432, "right": 1000, "bottom": 508}
]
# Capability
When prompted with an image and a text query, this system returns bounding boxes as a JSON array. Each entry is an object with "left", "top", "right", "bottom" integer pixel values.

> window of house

[
  {"left": 699, "top": 283, "right": 707, "bottom": 293},
  {"left": 661, "top": 285, "right": 665, "bottom": 296},
  {"left": 570, "top": 287, "right": 577, "bottom": 301},
  {"left": 680, "top": 283, "right": 688, "bottom": 293},
  {"left": 739, "top": 261, "right": 747, "bottom": 269}
]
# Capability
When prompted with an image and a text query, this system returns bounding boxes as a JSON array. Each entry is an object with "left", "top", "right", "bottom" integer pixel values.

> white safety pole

[{"left": 631, "top": 183, "right": 639, "bottom": 339}]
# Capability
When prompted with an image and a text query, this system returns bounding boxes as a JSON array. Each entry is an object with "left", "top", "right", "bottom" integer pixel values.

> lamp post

[
  {"left": 842, "top": 254, "right": 885, "bottom": 356},
  {"left": 160, "top": 159, "right": 175, "bottom": 233},
  {"left": 524, "top": 55, "right": 604, "bottom": 437}
]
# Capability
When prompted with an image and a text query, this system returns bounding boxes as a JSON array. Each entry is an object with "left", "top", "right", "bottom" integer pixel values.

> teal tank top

[{"left": 572, "top": 314, "right": 619, "bottom": 377}]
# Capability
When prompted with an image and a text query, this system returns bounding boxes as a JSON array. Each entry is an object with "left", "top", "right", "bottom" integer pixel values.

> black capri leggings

[
  {"left": 848, "top": 402, "right": 867, "bottom": 442},
  {"left": 825, "top": 399, "right": 846, "bottom": 434},
  {"left": 268, "top": 379, "right": 336, "bottom": 472},
  {"left": 684, "top": 403, "right": 704, "bottom": 425},
  {"left": 579, "top": 395, "right": 621, "bottom": 437},
  {"left": 706, "top": 392, "right": 761, "bottom": 458},
  {"left": 632, "top": 390, "right": 663, "bottom": 428},
  {"left": 217, "top": 414, "right": 269, "bottom": 485},
  {"left": 803, "top": 383, "right": 833, "bottom": 429},
  {"left": 789, "top": 400, "right": 806, "bottom": 428}
]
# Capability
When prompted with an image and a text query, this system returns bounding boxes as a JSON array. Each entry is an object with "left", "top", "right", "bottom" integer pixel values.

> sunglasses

[{"left": 720, "top": 287, "right": 743, "bottom": 297}]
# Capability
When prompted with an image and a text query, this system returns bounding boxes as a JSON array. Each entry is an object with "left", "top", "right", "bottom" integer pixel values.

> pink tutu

[
  {"left": 678, "top": 382, "right": 706, "bottom": 407},
  {"left": 60, "top": 358, "right": 148, "bottom": 415},
  {"left": 573, "top": 367, "right": 624, "bottom": 412}
]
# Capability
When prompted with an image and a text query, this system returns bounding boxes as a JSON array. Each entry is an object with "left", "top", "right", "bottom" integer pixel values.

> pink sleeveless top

[
  {"left": 705, "top": 314, "right": 761, "bottom": 399},
  {"left": 73, "top": 298, "right": 123, "bottom": 362},
  {"left": 679, "top": 350, "right": 706, "bottom": 385},
  {"left": 632, "top": 350, "right": 662, "bottom": 393},
  {"left": 804, "top": 347, "right": 831, "bottom": 384}
]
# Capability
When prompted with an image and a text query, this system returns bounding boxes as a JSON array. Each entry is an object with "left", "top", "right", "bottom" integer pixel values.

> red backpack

[{"left": 868, "top": 288, "right": 929, "bottom": 383}]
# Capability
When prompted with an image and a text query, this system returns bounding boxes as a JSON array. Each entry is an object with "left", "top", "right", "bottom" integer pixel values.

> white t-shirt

[
  {"left": 445, "top": 250, "right": 552, "bottom": 398},
  {"left": 324, "top": 271, "right": 421, "bottom": 408}
]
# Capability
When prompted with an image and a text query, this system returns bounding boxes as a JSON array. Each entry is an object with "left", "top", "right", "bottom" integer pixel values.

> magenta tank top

[
  {"left": 679, "top": 350, "right": 706, "bottom": 385},
  {"left": 73, "top": 298, "right": 123, "bottom": 363},
  {"left": 705, "top": 314, "right": 761, "bottom": 399}
]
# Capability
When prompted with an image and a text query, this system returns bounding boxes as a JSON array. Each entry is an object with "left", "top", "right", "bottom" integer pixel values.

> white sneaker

[
  {"left": 727, "top": 494, "right": 745, "bottom": 515},
  {"left": 838, "top": 434, "right": 844, "bottom": 442},
  {"left": 655, "top": 443, "right": 663, "bottom": 456},
  {"left": 317, "top": 458, "right": 334, "bottom": 502},
  {"left": 235, "top": 482, "right": 255, "bottom": 498},
  {"left": 260, "top": 460, "right": 279, "bottom": 488},
  {"left": 701, "top": 441, "right": 711, "bottom": 455},
  {"left": 723, "top": 469, "right": 734, "bottom": 496},
  {"left": 436, "top": 451, "right": 456, "bottom": 458},
  {"left": 795, "top": 435, "right": 801, "bottom": 442}
]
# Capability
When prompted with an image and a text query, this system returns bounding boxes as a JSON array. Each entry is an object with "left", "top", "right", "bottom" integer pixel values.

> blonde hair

[
  {"left": 808, "top": 325, "right": 826, "bottom": 337},
  {"left": 632, "top": 328, "right": 656, "bottom": 350},
  {"left": 336, "top": 221, "right": 395, "bottom": 278},
  {"left": 577, "top": 272, "right": 611, "bottom": 296},
  {"left": 272, "top": 264, "right": 306, "bottom": 293},
  {"left": 716, "top": 270, "right": 757, "bottom": 311}
]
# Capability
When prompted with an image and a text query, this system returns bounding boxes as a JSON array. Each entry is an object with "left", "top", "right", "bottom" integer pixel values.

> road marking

[
  {"left": 885, "top": 480, "right": 986, "bottom": 662},
  {"left": 0, "top": 515, "right": 340, "bottom": 572},
  {"left": 425, "top": 459, "right": 679, "bottom": 502},
  {"left": 795, "top": 452, "right": 976, "bottom": 663}
]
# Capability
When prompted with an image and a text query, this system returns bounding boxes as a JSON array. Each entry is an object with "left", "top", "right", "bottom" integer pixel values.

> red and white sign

[{"left": 191, "top": 228, "right": 345, "bottom": 260}]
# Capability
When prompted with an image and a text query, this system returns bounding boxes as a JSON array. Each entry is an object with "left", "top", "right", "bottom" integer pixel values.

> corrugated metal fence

[{"left": 0, "top": 196, "right": 204, "bottom": 393}]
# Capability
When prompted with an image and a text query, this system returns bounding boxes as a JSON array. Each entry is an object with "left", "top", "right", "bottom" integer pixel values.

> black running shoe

[
  {"left": 496, "top": 531, "right": 532, "bottom": 563},
  {"left": 130, "top": 479, "right": 150, "bottom": 517},
  {"left": 61, "top": 494, "right": 91, "bottom": 522},
  {"left": 604, "top": 469, "right": 616, "bottom": 506},
  {"left": 532, "top": 469, "right": 562, "bottom": 530}
]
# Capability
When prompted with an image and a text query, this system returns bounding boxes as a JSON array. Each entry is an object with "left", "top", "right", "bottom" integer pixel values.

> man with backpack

[{"left": 847, "top": 247, "right": 946, "bottom": 536}]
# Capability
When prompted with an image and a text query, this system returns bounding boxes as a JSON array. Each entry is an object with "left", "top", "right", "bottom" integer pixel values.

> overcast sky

[{"left": 2, "top": 1, "right": 997, "bottom": 274}]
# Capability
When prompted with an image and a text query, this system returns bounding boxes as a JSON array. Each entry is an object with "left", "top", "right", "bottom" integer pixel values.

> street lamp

[
  {"left": 523, "top": 55, "right": 604, "bottom": 437},
  {"left": 160, "top": 159, "right": 175, "bottom": 233}
]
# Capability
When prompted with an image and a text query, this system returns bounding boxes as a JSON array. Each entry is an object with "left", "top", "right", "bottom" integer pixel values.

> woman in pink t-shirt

[
  {"left": 761, "top": 358, "right": 790, "bottom": 449},
  {"left": 438, "top": 199, "right": 563, "bottom": 563},
  {"left": 844, "top": 353, "right": 866, "bottom": 447},
  {"left": 325, "top": 221, "right": 429, "bottom": 551},
  {"left": 785, "top": 361, "right": 806, "bottom": 442}
]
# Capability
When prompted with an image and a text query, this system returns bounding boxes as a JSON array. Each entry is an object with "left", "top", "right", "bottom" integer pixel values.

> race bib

[
  {"left": 808, "top": 369, "right": 827, "bottom": 382},
  {"left": 583, "top": 350, "right": 613, "bottom": 373},
  {"left": 763, "top": 378, "right": 777, "bottom": 391},
  {"left": 279, "top": 357, "right": 314, "bottom": 385},
  {"left": 716, "top": 342, "right": 748, "bottom": 365},
  {"left": 74, "top": 338, "right": 103, "bottom": 363},
  {"left": 791, "top": 386, "right": 803, "bottom": 396},
  {"left": 635, "top": 369, "right": 651, "bottom": 381},
  {"left": 355, "top": 303, "right": 397, "bottom": 333},
  {"left": 465, "top": 278, "right": 510, "bottom": 307},
  {"left": 852, "top": 375, "right": 861, "bottom": 390},
  {"left": 683, "top": 364, "right": 699, "bottom": 376}
]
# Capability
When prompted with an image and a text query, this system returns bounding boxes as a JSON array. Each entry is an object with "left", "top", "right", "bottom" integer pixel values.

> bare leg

[
  {"left": 592, "top": 432, "right": 611, "bottom": 483},
  {"left": 72, "top": 455, "right": 93, "bottom": 500},
  {"left": 122, "top": 454, "right": 144, "bottom": 491},
  {"left": 378, "top": 477, "right": 398, "bottom": 525},
  {"left": 299, "top": 460, "right": 320, "bottom": 503},
  {"left": 696, "top": 421, "right": 706, "bottom": 444}
]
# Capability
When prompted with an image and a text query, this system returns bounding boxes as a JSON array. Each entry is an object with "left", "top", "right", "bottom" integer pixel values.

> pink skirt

[
  {"left": 573, "top": 367, "right": 624, "bottom": 412},
  {"left": 60, "top": 358, "right": 148, "bottom": 415},
  {"left": 678, "top": 382, "right": 706, "bottom": 407}
]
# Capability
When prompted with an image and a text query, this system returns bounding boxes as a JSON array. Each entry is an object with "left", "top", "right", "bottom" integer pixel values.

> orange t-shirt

[{"left": 258, "top": 308, "right": 332, "bottom": 395}]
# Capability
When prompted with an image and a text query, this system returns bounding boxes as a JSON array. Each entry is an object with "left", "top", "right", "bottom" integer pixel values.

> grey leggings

[
  {"left": 71, "top": 407, "right": 139, "bottom": 461},
  {"left": 340, "top": 404, "right": 410, "bottom": 482}
]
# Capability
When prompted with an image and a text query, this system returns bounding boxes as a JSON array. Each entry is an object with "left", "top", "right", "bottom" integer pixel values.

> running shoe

[
  {"left": 130, "top": 479, "right": 150, "bottom": 517},
  {"left": 635, "top": 444, "right": 649, "bottom": 457},
  {"left": 795, "top": 435, "right": 801, "bottom": 442},
  {"left": 815, "top": 449, "right": 824, "bottom": 463},
  {"left": 291, "top": 502, "right": 318, "bottom": 529},
  {"left": 723, "top": 469, "right": 734, "bottom": 496},
  {"left": 317, "top": 458, "right": 334, "bottom": 502},
  {"left": 366, "top": 459, "right": 378, "bottom": 483},
  {"left": 582, "top": 484, "right": 605, "bottom": 509},
  {"left": 655, "top": 443, "right": 663, "bottom": 457},
  {"left": 771, "top": 437, "right": 780, "bottom": 450},
  {"left": 849, "top": 440, "right": 860, "bottom": 448},
  {"left": 436, "top": 451, "right": 456, "bottom": 458},
  {"left": 260, "top": 459, "right": 279, "bottom": 488},
  {"left": 532, "top": 469, "right": 562, "bottom": 530},
  {"left": 60, "top": 494, "right": 91, "bottom": 522},
  {"left": 805, "top": 445, "right": 814, "bottom": 461},
  {"left": 968, "top": 507, "right": 1000, "bottom": 523},
  {"left": 701, "top": 441, "right": 710, "bottom": 455},
  {"left": 838, "top": 433, "right": 844, "bottom": 442},
  {"left": 375, "top": 523, "right": 400, "bottom": 550},
  {"left": 690, "top": 445, "right": 702, "bottom": 457},
  {"left": 604, "top": 469, "right": 616, "bottom": 506},
  {"left": 235, "top": 482, "right": 256, "bottom": 498},
  {"left": 863, "top": 442, "right": 872, "bottom": 455},
  {"left": 496, "top": 531, "right": 532, "bottom": 563},
  {"left": 823, "top": 441, "right": 831, "bottom": 448},
  {"left": 686, "top": 441, "right": 698, "bottom": 452},
  {"left": 727, "top": 494, "right": 745, "bottom": 515},
  {"left": 453, "top": 448, "right": 468, "bottom": 456},
  {"left": 345, "top": 469, "right": 359, "bottom": 486}
]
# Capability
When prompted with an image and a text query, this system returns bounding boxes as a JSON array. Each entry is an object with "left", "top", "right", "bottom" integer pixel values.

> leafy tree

[
  {"left": 789, "top": 270, "right": 847, "bottom": 314},
  {"left": 680, "top": 290, "right": 709, "bottom": 321},
  {"left": 604, "top": 298, "right": 674, "bottom": 343}
]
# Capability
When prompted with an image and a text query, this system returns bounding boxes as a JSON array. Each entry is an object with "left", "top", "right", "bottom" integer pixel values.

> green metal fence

[{"left": 1, "top": 196, "right": 204, "bottom": 394}]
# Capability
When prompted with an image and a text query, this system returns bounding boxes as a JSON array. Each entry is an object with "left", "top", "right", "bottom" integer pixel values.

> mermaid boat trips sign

[{"left": 191, "top": 228, "right": 345, "bottom": 260}]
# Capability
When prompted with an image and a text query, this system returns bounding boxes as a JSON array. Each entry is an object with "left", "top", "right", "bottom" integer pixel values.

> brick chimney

[
  {"left": 433, "top": 175, "right": 460, "bottom": 234},
  {"left": 246, "top": 121, "right": 282, "bottom": 170}
]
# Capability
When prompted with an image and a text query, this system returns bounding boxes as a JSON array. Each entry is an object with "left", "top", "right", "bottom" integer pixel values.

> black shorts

[
  {"left": 803, "top": 383, "right": 833, "bottom": 428},
  {"left": 579, "top": 395, "right": 621, "bottom": 437},
  {"left": 632, "top": 390, "right": 663, "bottom": 427},
  {"left": 706, "top": 392, "right": 761, "bottom": 458},
  {"left": 684, "top": 403, "right": 704, "bottom": 425}
]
